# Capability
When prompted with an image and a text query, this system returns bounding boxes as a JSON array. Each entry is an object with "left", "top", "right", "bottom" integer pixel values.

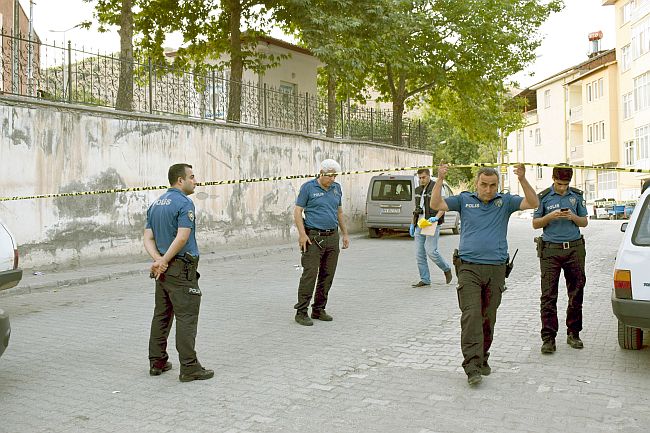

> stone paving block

[{"left": 2, "top": 221, "right": 650, "bottom": 432}]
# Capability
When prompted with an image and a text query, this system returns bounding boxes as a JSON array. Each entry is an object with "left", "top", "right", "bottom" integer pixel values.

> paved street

[{"left": 1, "top": 218, "right": 650, "bottom": 433}]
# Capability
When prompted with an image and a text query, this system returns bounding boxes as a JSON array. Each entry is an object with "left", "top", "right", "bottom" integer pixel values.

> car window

[
  {"left": 443, "top": 184, "right": 452, "bottom": 198},
  {"left": 371, "top": 180, "right": 412, "bottom": 201},
  {"left": 632, "top": 195, "right": 650, "bottom": 246}
]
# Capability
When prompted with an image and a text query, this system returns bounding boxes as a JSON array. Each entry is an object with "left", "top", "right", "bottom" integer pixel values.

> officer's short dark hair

[
  {"left": 168, "top": 163, "right": 193, "bottom": 185},
  {"left": 552, "top": 166, "right": 573, "bottom": 181},
  {"left": 476, "top": 167, "right": 499, "bottom": 180},
  {"left": 417, "top": 168, "right": 430, "bottom": 175}
]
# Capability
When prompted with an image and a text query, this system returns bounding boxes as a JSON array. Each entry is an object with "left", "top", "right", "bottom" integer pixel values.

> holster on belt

[
  {"left": 179, "top": 252, "right": 199, "bottom": 280},
  {"left": 534, "top": 236, "right": 543, "bottom": 258},
  {"left": 452, "top": 249, "right": 460, "bottom": 274}
]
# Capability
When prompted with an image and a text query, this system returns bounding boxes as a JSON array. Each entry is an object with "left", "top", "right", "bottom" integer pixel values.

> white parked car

[
  {"left": 0, "top": 218, "right": 21, "bottom": 358},
  {"left": 612, "top": 188, "right": 650, "bottom": 349},
  {"left": 0, "top": 219, "right": 22, "bottom": 291}
]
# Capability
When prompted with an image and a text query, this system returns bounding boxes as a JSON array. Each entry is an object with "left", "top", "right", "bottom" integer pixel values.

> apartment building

[
  {"left": 505, "top": 49, "right": 618, "bottom": 201},
  {"left": 604, "top": 0, "right": 650, "bottom": 198}
]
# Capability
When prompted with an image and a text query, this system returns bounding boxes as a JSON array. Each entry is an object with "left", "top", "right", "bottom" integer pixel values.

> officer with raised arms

[{"left": 430, "top": 163, "right": 538, "bottom": 386}]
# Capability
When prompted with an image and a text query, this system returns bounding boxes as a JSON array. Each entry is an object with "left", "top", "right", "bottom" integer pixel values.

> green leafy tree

[
  {"left": 275, "top": 0, "right": 380, "bottom": 137},
  {"left": 84, "top": 1, "right": 291, "bottom": 121},
  {"left": 137, "top": 0, "right": 289, "bottom": 122},
  {"left": 82, "top": 0, "right": 136, "bottom": 111},
  {"left": 368, "top": 0, "right": 562, "bottom": 145},
  {"left": 422, "top": 83, "right": 528, "bottom": 185}
]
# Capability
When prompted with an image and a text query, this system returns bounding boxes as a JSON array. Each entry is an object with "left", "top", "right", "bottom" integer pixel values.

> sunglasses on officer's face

[{"left": 322, "top": 173, "right": 338, "bottom": 178}]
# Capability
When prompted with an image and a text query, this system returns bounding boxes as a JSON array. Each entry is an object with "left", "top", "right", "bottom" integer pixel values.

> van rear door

[{"left": 366, "top": 177, "right": 414, "bottom": 229}]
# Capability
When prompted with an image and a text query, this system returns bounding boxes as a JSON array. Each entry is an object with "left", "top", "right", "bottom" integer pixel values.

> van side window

[{"left": 371, "top": 180, "right": 412, "bottom": 201}]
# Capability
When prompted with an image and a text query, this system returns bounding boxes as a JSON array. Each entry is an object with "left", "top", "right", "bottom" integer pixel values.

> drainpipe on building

[
  {"left": 28, "top": 0, "right": 34, "bottom": 96},
  {"left": 12, "top": 0, "right": 19, "bottom": 93},
  {"left": 563, "top": 80, "right": 568, "bottom": 164}
]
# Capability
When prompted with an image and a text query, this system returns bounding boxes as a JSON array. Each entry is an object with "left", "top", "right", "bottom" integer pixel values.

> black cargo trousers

[
  {"left": 294, "top": 230, "right": 340, "bottom": 314},
  {"left": 539, "top": 240, "right": 586, "bottom": 341},
  {"left": 454, "top": 259, "right": 506, "bottom": 377},
  {"left": 148, "top": 258, "right": 203, "bottom": 375}
]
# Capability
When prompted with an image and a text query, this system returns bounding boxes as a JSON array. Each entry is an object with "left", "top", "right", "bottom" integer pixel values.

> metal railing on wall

[{"left": 0, "top": 31, "right": 431, "bottom": 148}]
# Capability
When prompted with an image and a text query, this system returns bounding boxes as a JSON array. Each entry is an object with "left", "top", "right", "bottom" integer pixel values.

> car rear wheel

[
  {"left": 617, "top": 320, "right": 643, "bottom": 350},
  {"left": 368, "top": 228, "right": 381, "bottom": 238}
]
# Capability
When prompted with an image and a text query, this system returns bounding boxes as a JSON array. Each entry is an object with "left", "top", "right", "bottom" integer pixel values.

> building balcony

[
  {"left": 570, "top": 145, "right": 584, "bottom": 161},
  {"left": 525, "top": 109, "right": 538, "bottom": 125},
  {"left": 569, "top": 105, "right": 583, "bottom": 124}
]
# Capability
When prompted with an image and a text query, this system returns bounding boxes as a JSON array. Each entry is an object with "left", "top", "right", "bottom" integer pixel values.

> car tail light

[
  {"left": 13, "top": 249, "right": 18, "bottom": 270},
  {"left": 614, "top": 269, "right": 632, "bottom": 299}
]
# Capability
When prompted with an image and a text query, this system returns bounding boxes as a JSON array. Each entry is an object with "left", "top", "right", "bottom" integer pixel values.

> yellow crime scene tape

[{"left": 1, "top": 161, "right": 649, "bottom": 202}]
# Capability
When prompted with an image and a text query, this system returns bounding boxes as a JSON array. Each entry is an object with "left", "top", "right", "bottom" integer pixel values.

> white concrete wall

[{"left": 0, "top": 96, "right": 430, "bottom": 270}]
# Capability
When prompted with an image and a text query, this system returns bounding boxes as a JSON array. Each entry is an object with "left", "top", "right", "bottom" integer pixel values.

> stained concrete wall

[{"left": 0, "top": 96, "right": 430, "bottom": 270}]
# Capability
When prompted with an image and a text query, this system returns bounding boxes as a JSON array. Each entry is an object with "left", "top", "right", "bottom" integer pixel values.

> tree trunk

[
  {"left": 116, "top": 0, "right": 134, "bottom": 111},
  {"left": 392, "top": 98, "right": 405, "bottom": 146},
  {"left": 326, "top": 70, "right": 337, "bottom": 138},
  {"left": 227, "top": 0, "right": 243, "bottom": 123}
]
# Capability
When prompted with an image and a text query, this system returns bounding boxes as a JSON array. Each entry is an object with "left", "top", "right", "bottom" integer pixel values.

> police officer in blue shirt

[
  {"left": 533, "top": 166, "right": 588, "bottom": 354},
  {"left": 144, "top": 163, "right": 214, "bottom": 382},
  {"left": 293, "top": 159, "right": 350, "bottom": 326},
  {"left": 431, "top": 163, "right": 538, "bottom": 386}
]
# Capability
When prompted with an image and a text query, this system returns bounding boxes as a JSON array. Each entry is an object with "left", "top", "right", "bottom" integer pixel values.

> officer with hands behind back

[
  {"left": 533, "top": 166, "right": 588, "bottom": 354},
  {"left": 144, "top": 163, "right": 214, "bottom": 383},
  {"left": 430, "top": 163, "right": 538, "bottom": 386}
]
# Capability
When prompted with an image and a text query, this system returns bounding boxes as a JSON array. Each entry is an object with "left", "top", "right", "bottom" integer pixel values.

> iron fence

[{"left": 1, "top": 31, "right": 431, "bottom": 148}]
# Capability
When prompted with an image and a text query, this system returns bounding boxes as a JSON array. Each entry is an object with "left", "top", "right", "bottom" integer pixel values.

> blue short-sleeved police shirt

[
  {"left": 145, "top": 188, "right": 199, "bottom": 257},
  {"left": 445, "top": 192, "right": 523, "bottom": 264},
  {"left": 296, "top": 178, "right": 342, "bottom": 230},
  {"left": 534, "top": 185, "right": 587, "bottom": 243}
]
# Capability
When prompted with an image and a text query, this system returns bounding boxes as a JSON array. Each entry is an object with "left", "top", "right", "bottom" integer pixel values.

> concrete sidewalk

[{"left": 1, "top": 242, "right": 299, "bottom": 298}]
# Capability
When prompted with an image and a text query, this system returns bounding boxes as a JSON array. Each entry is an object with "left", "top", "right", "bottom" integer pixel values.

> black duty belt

[
  {"left": 543, "top": 237, "right": 584, "bottom": 250},
  {"left": 306, "top": 227, "right": 337, "bottom": 236},
  {"left": 460, "top": 259, "right": 507, "bottom": 266}
]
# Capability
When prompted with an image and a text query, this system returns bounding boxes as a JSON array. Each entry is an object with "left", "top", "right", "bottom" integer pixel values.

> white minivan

[
  {"left": 365, "top": 174, "right": 460, "bottom": 238},
  {"left": 612, "top": 187, "right": 650, "bottom": 349}
]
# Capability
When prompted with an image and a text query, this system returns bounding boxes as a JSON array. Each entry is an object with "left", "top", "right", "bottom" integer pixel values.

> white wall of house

[
  {"left": 205, "top": 39, "right": 321, "bottom": 97},
  {"left": 256, "top": 42, "right": 321, "bottom": 97}
]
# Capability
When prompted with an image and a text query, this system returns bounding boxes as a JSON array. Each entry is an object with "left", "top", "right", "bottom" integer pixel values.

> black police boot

[
  {"left": 149, "top": 361, "right": 172, "bottom": 376},
  {"left": 541, "top": 338, "right": 556, "bottom": 354},
  {"left": 567, "top": 333, "right": 584, "bottom": 349},
  {"left": 444, "top": 270, "right": 453, "bottom": 284},
  {"left": 467, "top": 371, "right": 482, "bottom": 386},
  {"left": 311, "top": 309, "right": 333, "bottom": 321},
  {"left": 295, "top": 311, "right": 313, "bottom": 326},
  {"left": 179, "top": 367, "right": 215, "bottom": 382}
]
